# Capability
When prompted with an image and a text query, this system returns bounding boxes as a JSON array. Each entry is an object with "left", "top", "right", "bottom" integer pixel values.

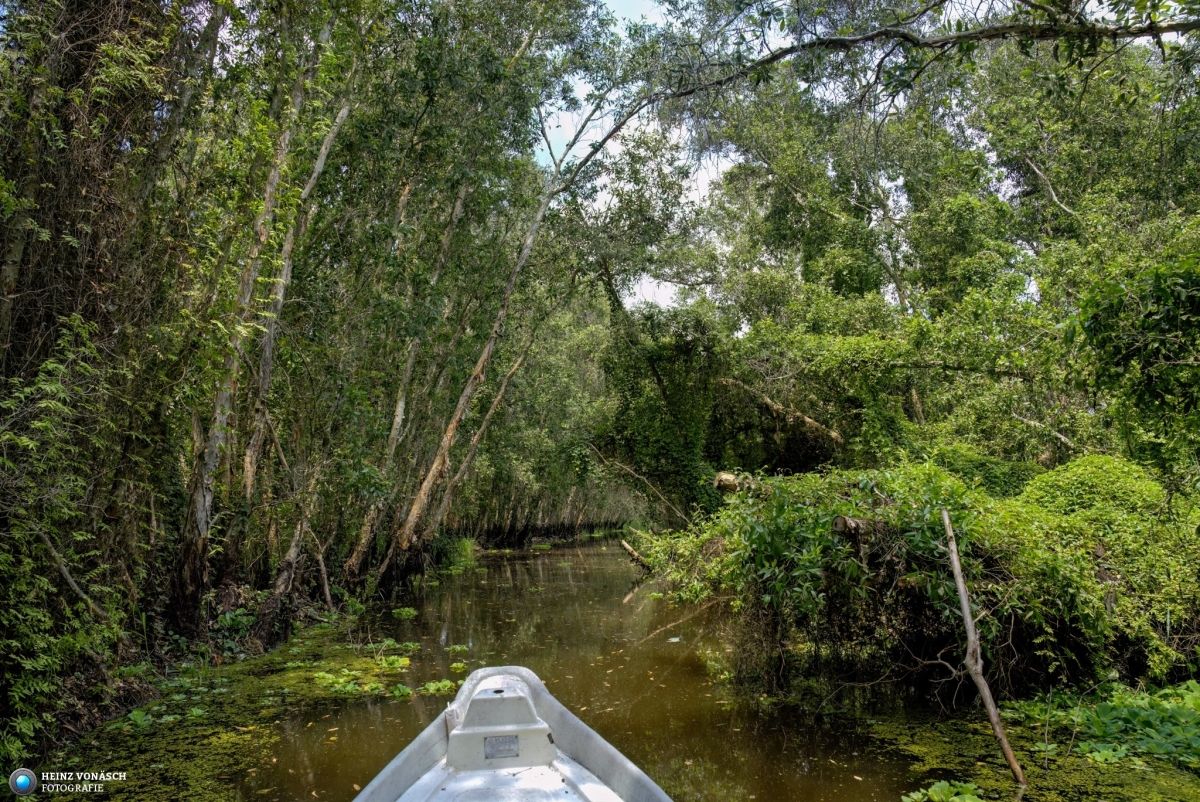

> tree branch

[
  {"left": 666, "top": 18, "right": 1200, "bottom": 102},
  {"left": 716, "top": 378, "right": 844, "bottom": 445},
  {"left": 588, "top": 442, "right": 689, "bottom": 522},
  {"left": 1024, "top": 157, "right": 1077, "bottom": 216},
  {"left": 1011, "top": 412, "right": 1075, "bottom": 448}
]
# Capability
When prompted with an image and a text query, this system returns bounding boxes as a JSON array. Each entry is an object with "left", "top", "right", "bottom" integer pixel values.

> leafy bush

[
  {"left": 391, "top": 607, "right": 418, "bottom": 620},
  {"left": 1019, "top": 455, "right": 1165, "bottom": 516},
  {"left": 647, "top": 456, "right": 1200, "bottom": 691},
  {"left": 932, "top": 443, "right": 1044, "bottom": 497}
]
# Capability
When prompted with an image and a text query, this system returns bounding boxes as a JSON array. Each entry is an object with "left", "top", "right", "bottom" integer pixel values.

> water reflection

[{"left": 238, "top": 544, "right": 911, "bottom": 801}]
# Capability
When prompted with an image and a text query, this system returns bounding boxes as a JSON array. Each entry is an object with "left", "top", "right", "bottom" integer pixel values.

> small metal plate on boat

[{"left": 484, "top": 735, "right": 520, "bottom": 759}]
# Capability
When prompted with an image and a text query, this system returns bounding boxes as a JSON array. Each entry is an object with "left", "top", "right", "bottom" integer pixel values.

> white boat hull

[{"left": 354, "top": 666, "right": 672, "bottom": 802}]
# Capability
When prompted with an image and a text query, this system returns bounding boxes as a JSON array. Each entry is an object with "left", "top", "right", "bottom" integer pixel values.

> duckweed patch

[
  {"left": 47, "top": 622, "right": 437, "bottom": 800},
  {"left": 872, "top": 706, "right": 1200, "bottom": 802}
]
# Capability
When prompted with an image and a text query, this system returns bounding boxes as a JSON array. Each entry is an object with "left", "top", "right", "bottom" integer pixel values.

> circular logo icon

[{"left": 9, "top": 768, "right": 37, "bottom": 796}]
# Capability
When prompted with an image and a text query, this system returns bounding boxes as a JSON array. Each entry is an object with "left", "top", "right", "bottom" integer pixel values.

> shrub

[
  {"left": 1019, "top": 454, "right": 1165, "bottom": 515},
  {"left": 646, "top": 456, "right": 1200, "bottom": 692},
  {"left": 932, "top": 443, "right": 1045, "bottom": 497}
]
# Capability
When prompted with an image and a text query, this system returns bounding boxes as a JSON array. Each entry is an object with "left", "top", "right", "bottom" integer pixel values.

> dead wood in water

[
  {"left": 942, "top": 508, "right": 1027, "bottom": 787},
  {"left": 621, "top": 539, "right": 649, "bottom": 569}
]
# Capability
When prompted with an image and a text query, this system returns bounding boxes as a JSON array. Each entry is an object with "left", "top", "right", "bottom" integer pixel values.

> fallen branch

[
  {"left": 621, "top": 539, "right": 650, "bottom": 569},
  {"left": 716, "top": 378, "right": 843, "bottom": 445},
  {"left": 942, "top": 509, "right": 1027, "bottom": 786}
]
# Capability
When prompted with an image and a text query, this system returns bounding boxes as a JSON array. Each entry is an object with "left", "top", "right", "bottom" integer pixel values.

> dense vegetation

[{"left": 3, "top": 0, "right": 1200, "bottom": 770}]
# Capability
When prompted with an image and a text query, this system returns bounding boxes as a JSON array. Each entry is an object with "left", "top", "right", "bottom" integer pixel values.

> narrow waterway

[{"left": 238, "top": 543, "right": 912, "bottom": 801}]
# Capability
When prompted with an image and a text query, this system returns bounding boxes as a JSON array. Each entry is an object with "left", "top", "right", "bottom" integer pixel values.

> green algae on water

[{"left": 870, "top": 710, "right": 1200, "bottom": 801}]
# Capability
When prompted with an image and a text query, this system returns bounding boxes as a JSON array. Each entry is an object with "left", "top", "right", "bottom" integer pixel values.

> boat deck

[{"left": 396, "top": 754, "right": 623, "bottom": 802}]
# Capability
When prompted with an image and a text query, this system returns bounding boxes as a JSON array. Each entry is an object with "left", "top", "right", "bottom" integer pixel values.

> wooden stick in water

[
  {"left": 942, "top": 508, "right": 1027, "bottom": 786},
  {"left": 621, "top": 539, "right": 649, "bottom": 569}
]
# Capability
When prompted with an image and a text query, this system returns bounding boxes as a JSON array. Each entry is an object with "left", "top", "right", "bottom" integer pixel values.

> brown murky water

[{"left": 238, "top": 544, "right": 913, "bottom": 801}]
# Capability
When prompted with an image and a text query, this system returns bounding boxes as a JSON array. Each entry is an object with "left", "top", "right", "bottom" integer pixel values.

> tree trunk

[
  {"left": 250, "top": 520, "right": 305, "bottom": 647},
  {"left": 422, "top": 334, "right": 533, "bottom": 540},
  {"left": 309, "top": 527, "right": 335, "bottom": 612},
  {"left": 376, "top": 191, "right": 554, "bottom": 577},
  {"left": 173, "top": 31, "right": 325, "bottom": 633},
  {"left": 245, "top": 94, "right": 353, "bottom": 499},
  {"left": 344, "top": 181, "right": 469, "bottom": 583}
]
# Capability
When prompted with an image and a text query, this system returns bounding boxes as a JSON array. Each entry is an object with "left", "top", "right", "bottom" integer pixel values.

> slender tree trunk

[
  {"left": 173, "top": 30, "right": 326, "bottom": 633},
  {"left": 423, "top": 334, "right": 534, "bottom": 540},
  {"left": 245, "top": 94, "right": 353, "bottom": 499},
  {"left": 420, "top": 277, "right": 575, "bottom": 541},
  {"left": 344, "top": 181, "right": 469, "bottom": 583},
  {"left": 141, "top": 3, "right": 228, "bottom": 202},
  {"left": 941, "top": 509, "right": 1026, "bottom": 786},
  {"left": 376, "top": 192, "right": 553, "bottom": 577},
  {"left": 252, "top": 462, "right": 320, "bottom": 646},
  {"left": 309, "top": 527, "right": 334, "bottom": 612}
]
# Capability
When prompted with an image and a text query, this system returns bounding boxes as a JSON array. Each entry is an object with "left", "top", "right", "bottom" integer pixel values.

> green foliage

[
  {"left": 0, "top": 317, "right": 119, "bottom": 760},
  {"left": 1006, "top": 681, "right": 1200, "bottom": 768},
  {"left": 419, "top": 679, "right": 459, "bottom": 697},
  {"left": 376, "top": 656, "right": 410, "bottom": 671},
  {"left": 653, "top": 456, "right": 1200, "bottom": 689},
  {"left": 931, "top": 444, "right": 1045, "bottom": 498},
  {"left": 901, "top": 780, "right": 985, "bottom": 802},
  {"left": 391, "top": 608, "right": 418, "bottom": 621},
  {"left": 1019, "top": 455, "right": 1166, "bottom": 516}
]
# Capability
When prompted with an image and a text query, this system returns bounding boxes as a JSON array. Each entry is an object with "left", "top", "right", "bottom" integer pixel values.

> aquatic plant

[
  {"left": 420, "top": 680, "right": 459, "bottom": 696},
  {"left": 1006, "top": 680, "right": 1200, "bottom": 768},
  {"left": 391, "top": 684, "right": 413, "bottom": 699},
  {"left": 377, "top": 656, "right": 411, "bottom": 671},
  {"left": 392, "top": 607, "right": 418, "bottom": 620},
  {"left": 901, "top": 780, "right": 985, "bottom": 802},
  {"left": 450, "top": 662, "right": 468, "bottom": 673},
  {"left": 313, "top": 670, "right": 363, "bottom": 694},
  {"left": 447, "top": 644, "right": 468, "bottom": 655}
]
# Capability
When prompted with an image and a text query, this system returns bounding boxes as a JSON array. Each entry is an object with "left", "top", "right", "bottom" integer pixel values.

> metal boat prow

[{"left": 354, "top": 666, "right": 672, "bottom": 802}]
